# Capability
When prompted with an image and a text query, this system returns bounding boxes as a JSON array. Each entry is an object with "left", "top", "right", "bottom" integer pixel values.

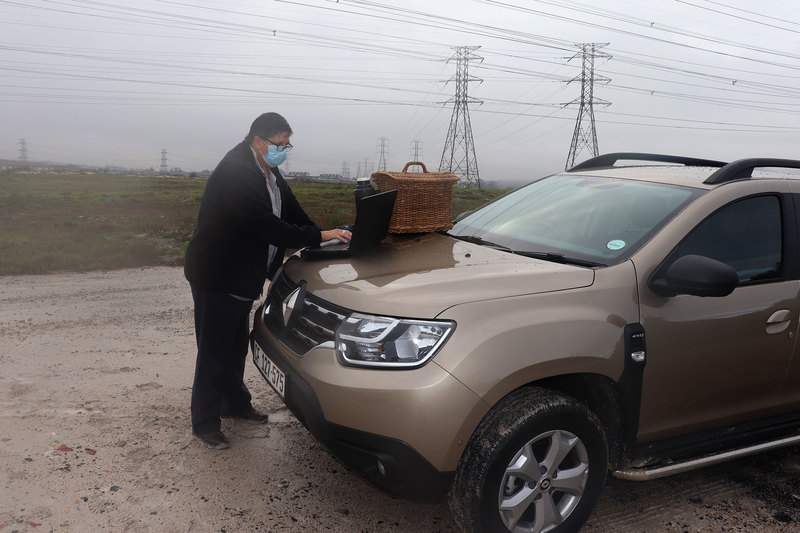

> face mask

[{"left": 262, "top": 145, "right": 287, "bottom": 167}]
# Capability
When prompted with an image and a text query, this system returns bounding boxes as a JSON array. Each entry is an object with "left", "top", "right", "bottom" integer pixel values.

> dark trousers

[{"left": 190, "top": 285, "right": 254, "bottom": 434}]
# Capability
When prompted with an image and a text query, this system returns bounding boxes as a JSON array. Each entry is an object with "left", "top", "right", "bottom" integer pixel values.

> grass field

[{"left": 0, "top": 172, "right": 508, "bottom": 275}]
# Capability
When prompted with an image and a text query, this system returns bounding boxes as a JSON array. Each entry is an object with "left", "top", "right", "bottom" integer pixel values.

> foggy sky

[{"left": 2, "top": 0, "right": 799, "bottom": 183}]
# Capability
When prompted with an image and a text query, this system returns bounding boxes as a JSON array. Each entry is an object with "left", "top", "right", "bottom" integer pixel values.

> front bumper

[{"left": 250, "top": 325, "right": 458, "bottom": 502}]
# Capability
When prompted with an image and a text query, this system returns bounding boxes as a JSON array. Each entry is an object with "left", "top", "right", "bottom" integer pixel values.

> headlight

[{"left": 335, "top": 313, "right": 455, "bottom": 368}]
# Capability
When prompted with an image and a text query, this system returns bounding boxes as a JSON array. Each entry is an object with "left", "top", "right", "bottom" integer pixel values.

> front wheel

[{"left": 449, "top": 387, "right": 608, "bottom": 533}]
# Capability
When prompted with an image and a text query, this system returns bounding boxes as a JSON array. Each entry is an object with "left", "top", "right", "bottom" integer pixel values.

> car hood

[{"left": 281, "top": 232, "right": 595, "bottom": 318}]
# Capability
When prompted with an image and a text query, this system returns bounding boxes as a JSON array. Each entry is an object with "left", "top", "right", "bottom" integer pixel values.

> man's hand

[{"left": 321, "top": 228, "right": 352, "bottom": 243}]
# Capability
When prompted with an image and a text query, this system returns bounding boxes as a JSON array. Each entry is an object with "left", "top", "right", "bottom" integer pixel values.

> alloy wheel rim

[{"left": 497, "top": 429, "right": 590, "bottom": 533}]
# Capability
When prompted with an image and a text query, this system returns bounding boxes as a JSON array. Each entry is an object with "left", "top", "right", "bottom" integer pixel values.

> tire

[{"left": 448, "top": 387, "right": 608, "bottom": 533}]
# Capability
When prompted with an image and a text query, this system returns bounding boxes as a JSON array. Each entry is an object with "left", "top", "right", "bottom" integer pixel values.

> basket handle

[{"left": 401, "top": 161, "right": 428, "bottom": 173}]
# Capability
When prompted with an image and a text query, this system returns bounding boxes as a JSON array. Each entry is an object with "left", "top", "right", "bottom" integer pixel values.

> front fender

[{"left": 433, "top": 261, "right": 639, "bottom": 408}]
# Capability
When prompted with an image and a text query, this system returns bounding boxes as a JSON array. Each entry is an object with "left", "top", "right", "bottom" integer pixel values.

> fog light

[{"left": 377, "top": 459, "right": 386, "bottom": 477}]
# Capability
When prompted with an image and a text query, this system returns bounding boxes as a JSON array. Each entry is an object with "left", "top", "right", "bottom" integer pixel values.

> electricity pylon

[
  {"left": 439, "top": 46, "right": 483, "bottom": 188},
  {"left": 564, "top": 43, "right": 611, "bottom": 170},
  {"left": 410, "top": 139, "right": 423, "bottom": 161},
  {"left": 18, "top": 138, "right": 28, "bottom": 162},
  {"left": 160, "top": 149, "right": 168, "bottom": 174},
  {"left": 376, "top": 137, "right": 389, "bottom": 171}
]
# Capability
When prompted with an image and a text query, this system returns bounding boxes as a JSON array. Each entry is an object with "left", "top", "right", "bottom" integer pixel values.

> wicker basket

[{"left": 372, "top": 162, "right": 460, "bottom": 233}]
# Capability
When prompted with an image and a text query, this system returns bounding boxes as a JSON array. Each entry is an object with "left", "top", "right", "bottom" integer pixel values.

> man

[{"left": 184, "top": 112, "right": 351, "bottom": 449}]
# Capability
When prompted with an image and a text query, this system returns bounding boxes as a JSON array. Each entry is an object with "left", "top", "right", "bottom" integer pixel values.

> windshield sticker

[{"left": 607, "top": 239, "right": 626, "bottom": 251}]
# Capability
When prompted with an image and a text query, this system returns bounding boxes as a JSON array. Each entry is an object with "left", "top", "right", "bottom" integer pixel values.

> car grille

[{"left": 262, "top": 270, "right": 350, "bottom": 355}]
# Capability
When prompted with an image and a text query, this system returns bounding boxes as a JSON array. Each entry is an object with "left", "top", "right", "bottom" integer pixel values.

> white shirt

[{"left": 251, "top": 146, "right": 283, "bottom": 269}]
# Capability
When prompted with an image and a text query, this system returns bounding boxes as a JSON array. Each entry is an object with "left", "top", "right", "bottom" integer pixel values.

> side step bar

[{"left": 613, "top": 433, "right": 800, "bottom": 481}]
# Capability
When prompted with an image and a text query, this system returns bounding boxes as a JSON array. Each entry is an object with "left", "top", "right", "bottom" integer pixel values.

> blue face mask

[{"left": 263, "top": 145, "right": 287, "bottom": 167}]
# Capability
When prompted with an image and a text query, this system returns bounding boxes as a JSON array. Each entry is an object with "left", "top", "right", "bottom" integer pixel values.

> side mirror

[
  {"left": 649, "top": 254, "right": 739, "bottom": 297},
  {"left": 453, "top": 210, "right": 474, "bottom": 224}
]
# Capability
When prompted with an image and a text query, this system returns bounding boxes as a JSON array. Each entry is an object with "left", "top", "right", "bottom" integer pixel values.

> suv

[{"left": 250, "top": 153, "right": 800, "bottom": 533}]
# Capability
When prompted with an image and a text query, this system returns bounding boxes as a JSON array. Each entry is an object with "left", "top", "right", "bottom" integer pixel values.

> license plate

[{"left": 253, "top": 343, "right": 286, "bottom": 398}]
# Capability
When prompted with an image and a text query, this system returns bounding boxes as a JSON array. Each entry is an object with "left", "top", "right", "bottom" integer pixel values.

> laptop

[{"left": 302, "top": 189, "right": 397, "bottom": 258}]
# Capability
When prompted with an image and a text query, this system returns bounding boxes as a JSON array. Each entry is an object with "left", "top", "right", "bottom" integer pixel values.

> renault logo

[{"left": 282, "top": 286, "right": 305, "bottom": 328}]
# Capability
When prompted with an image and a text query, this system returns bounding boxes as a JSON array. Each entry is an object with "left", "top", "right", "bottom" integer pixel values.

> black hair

[{"left": 245, "top": 112, "right": 293, "bottom": 143}]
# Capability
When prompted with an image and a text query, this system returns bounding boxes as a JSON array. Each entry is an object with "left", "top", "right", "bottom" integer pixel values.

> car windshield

[{"left": 450, "top": 174, "right": 701, "bottom": 266}]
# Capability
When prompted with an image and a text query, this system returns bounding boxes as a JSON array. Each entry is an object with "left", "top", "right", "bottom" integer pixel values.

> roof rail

[
  {"left": 568, "top": 153, "right": 727, "bottom": 172},
  {"left": 703, "top": 158, "right": 800, "bottom": 185}
]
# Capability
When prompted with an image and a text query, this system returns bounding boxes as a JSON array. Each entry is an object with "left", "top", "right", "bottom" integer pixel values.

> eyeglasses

[{"left": 263, "top": 138, "right": 293, "bottom": 152}]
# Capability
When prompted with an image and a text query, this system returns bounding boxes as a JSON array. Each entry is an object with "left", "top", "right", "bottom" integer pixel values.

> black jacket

[{"left": 184, "top": 141, "right": 321, "bottom": 299}]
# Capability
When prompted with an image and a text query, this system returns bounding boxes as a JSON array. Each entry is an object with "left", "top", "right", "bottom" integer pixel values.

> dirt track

[{"left": 1, "top": 267, "right": 798, "bottom": 532}]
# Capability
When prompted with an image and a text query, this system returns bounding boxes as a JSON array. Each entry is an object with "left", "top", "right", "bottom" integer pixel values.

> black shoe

[
  {"left": 225, "top": 407, "right": 269, "bottom": 424},
  {"left": 193, "top": 430, "right": 230, "bottom": 449}
]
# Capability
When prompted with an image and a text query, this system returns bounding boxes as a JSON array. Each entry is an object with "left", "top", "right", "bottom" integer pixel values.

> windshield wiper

[
  {"left": 448, "top": 234, "right": 513, "bottom": 252},
  {"left": 513, "top": 250, "right": 606, "bottom": 268},
  {"left": 447, "top": 234, "right": 605, "bottom": 267}
]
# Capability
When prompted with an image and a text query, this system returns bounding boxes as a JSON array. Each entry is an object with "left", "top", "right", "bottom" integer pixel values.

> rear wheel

[{"left": 449, "top": 387, "right": 608, "bottom": 533}]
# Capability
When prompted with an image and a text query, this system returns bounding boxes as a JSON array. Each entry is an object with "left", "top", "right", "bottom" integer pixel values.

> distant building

[{"left": 318, "top": 173, "right": 345, "bottom": 181}]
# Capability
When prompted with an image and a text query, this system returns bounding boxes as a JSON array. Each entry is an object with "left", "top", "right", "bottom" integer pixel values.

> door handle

[{"left": 766, "top": 309, "right": 792, "bottom": 334}]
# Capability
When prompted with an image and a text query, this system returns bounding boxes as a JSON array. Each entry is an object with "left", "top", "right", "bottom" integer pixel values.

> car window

[
  {"left": 671, "top": 195, "right": 782, "bottom": 283},
  {"left": 451, "top": 174, "right": 700, "bottom": 266}
]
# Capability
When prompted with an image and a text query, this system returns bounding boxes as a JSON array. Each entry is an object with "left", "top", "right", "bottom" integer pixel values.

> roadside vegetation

[{"left": 0, "top": 172, "right": 509, "bottom": 275}]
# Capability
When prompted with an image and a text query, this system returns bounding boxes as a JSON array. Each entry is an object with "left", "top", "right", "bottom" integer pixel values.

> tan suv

[{"left": 250, "top": 153, "right": 800, "bottom": 533}]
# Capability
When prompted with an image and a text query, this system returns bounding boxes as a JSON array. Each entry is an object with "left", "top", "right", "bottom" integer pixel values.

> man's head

[
  {"left": 247, "top": 113, "right": 293, "bottom": 168},
  {"left": 245, "top": 112, "right": 293, "bottom": 144}
]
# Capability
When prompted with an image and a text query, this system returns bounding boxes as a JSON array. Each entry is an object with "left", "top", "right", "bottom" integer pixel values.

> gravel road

[{"left": 1, "top": 267, "right": 798, "bottom": 532}]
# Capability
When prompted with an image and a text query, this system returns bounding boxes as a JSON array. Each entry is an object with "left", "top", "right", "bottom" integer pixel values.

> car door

[
  {"left": 634, "top": 183, "right": 799, "bottom": 443},
  {"left": 779, "top": 187, "right": 800, "bottom": 411}
]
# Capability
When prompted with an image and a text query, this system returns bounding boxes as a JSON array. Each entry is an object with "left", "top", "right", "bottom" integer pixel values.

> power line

[
  {"left": 673, "top": 0, "right": 800, "bottom": 33},
  {"left": 3, "top": 0, "right": 800, "bottom": 170},
  {"left": 475, "top": 0, "right": 800, "bottom": 69},
  {"left": 6, "top": 2, "right": 800, "bottom": 103}
]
